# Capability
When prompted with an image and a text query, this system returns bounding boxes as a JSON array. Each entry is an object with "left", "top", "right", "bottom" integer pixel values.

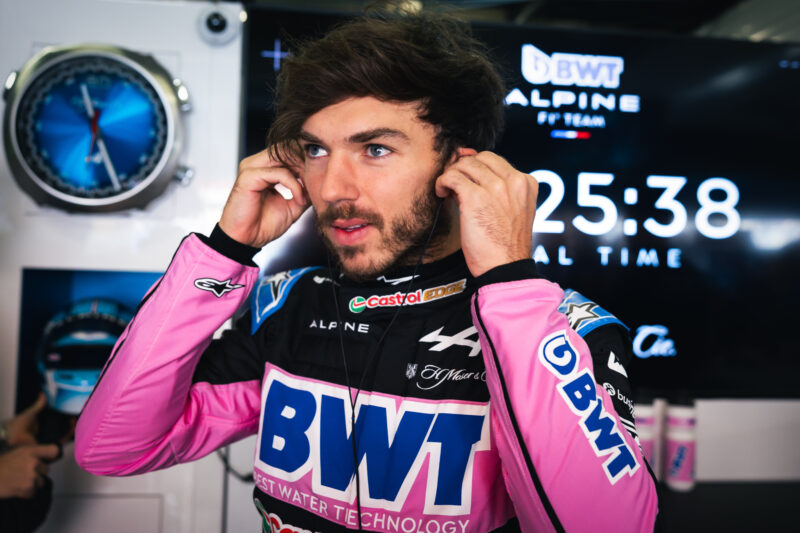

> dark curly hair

[{"left": 266, "top": 9, "right": 506, "bottom": 165}]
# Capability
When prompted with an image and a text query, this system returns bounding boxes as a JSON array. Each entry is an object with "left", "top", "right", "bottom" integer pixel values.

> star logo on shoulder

[
  {"left": 194, "top": 278, "right": 245, "bottom": 298},
  {"left": 566, "top": 301, "right": 598, "bottom": 329}
]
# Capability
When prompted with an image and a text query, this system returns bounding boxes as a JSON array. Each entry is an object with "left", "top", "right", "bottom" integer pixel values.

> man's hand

[
  {"left": 436, "top": 150, "right": 538, "bottom": 277},
  {"left": 0, "top": 444, "right": 59, "bottom": 499},
  {"left": 218, "top": 148, "right": 310, "bottom": 248},
  {"left": 4, "top": 393, "right": 47, "bottom": 447}
]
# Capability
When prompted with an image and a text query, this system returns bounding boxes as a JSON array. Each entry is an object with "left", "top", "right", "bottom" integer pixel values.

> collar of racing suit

[
  {"left": 337, "top": 249, "right": 473, "bottom": 288},
  {"left": 324, "top": 249, "right": 478, "bottom": 321}
]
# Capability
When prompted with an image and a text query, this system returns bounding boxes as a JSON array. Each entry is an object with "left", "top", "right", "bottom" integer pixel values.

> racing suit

[{"left": 75, "top": 226, "right": 658, "bottom": 532}]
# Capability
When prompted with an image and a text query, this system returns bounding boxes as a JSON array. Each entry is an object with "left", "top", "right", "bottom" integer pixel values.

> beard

[{"left": 315, "top": 182, "right": 451, "bottom": 281}]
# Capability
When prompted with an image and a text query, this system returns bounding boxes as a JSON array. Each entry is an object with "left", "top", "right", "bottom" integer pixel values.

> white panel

[
  {"left": 696, "top": 400, "right": 800, "bottom": 481},
  {"left": 39, "top": 494, "right": 162, "bottom": 533},
  {"left": 38, "top": 442, "right": 226, "bottom": 532},
  {"left": 225, "top": 435, "right": 262, "bottom": 532},
  {"left": 0, "top": 0, "right": 243, "bottom": 532}
]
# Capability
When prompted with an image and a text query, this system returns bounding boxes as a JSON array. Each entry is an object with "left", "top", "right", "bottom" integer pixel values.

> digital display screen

[{"left": 244, "top": 7, "right": 800, "bottom": 398}]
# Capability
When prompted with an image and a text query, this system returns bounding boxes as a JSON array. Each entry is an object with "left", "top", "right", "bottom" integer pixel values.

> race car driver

[{"left": 75, "top": 8, "right": 658, "bottom": 532}]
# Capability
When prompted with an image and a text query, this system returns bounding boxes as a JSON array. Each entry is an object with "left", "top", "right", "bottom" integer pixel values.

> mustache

[{"left": 315, "top": 203, "right": 384, "bottom": 230}]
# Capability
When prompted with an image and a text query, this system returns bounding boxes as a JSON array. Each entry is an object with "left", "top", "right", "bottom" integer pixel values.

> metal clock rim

[{"left": 2, "top": 43, "right": 187, "bottom": 211}]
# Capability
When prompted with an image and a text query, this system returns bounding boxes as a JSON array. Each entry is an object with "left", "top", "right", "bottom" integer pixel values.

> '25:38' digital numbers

[{"left": 531, "top": 170, "right": 740, "bottom": 240}]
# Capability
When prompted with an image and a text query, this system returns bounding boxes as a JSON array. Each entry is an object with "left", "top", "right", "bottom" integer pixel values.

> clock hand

[
  {"left": 96, "top": 137, "right": 122, "bottom": 192},
  {"left": 85, "top": 107, "right": 100, "bottom": 163},
  {"left": 79, "top": 83, "right": 94, "bottom": 117},
  {"left": 80, "top": 83, "right": 121, "bottom": 191},
  {"left": 80, "top": 83, "right": 97, "bottom": 161}
]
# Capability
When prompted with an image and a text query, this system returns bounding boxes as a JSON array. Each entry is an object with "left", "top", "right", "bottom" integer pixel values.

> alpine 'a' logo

[
  {"left": 419, "top": 326, "right": 481, "bottom": 357},
  {"left": 194, "top": 278, "right": 245, "bottom": 298},
  {"left": 377, "top": 274, "right": 418, "bottom": 286}
]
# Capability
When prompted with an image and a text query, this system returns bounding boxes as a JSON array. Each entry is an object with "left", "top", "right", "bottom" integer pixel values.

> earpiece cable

[{"left": 328, "top": 198, "right": 444, "bottom": 531}]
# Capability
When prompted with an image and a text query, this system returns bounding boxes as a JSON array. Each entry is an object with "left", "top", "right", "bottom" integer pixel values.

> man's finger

[
  {"left": 21, "top": 393, "right": 47, "bottom": 417},
  {"left": 446, "top": 155, "right": 507, "bottom": 194},
  {"left": 435, "top": 169, "right": 483, "bottom": 200},
  {"left": 238, "top": 168, "right": 307, "bottom": 206},
  {"left": 473, "top": 151, "right": 515, "bottom": 179},
  {"left": 34, "top": 460, "right": 50, "bottom": 477},
  {"left": 238, "top": 147, "right": 285, "bottom": 171},
  {"left": 473, "top": 151, "right": 538, "bottom": 209},
  {"left": 32, "top": 444, "right": 61, "bottom": 461}
]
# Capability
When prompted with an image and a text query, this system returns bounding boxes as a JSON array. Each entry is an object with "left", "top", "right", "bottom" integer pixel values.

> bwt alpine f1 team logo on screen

[{"left": 505, "top": 44, "right": 640, "bottom": 137}]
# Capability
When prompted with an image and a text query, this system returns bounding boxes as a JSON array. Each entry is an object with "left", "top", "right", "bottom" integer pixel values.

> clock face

[
  {"left": 3, "top": 45, "right": 187, "bottom": 212},
  {"left": 15, "top": 56, "right": 167, "bottom": 200}
]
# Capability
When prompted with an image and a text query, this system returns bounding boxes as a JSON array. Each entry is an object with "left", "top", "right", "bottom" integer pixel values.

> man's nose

[{"left": 319, "top": 152, "right": 359, "bottom": 204}]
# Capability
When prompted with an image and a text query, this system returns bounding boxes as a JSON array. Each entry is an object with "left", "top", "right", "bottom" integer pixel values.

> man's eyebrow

[
  {"left": 297, "top": 128, "right": 409, "bottom": 145},
  {"left": 298, "top": 131, "right": 323, "bottom": 144},
  {"left": 348, "top": 128, "right": 409, "bottom": 144},
  {"left": 298, "top": 128, "right": 410, "bottom": 145}
]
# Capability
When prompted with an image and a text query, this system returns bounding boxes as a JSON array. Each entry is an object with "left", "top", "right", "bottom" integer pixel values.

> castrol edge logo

[{"left": 349, "top": 279, "right": 466, "bottom": 313}]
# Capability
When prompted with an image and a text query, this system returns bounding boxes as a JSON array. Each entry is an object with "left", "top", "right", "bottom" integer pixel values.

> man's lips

[
  {"left": 330, "top": 219, "right": 372, "bottom": 245},
  {"left": 316, "top": 206, "right": 382, "bottom": 248},
  {"left": 331, "top": 219, "right": 370, "bottom": 232}
]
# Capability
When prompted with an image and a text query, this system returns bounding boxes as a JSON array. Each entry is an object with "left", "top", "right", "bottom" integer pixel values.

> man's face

[{"left": 299, "top": 96, "right": 455, "bottom": 280}]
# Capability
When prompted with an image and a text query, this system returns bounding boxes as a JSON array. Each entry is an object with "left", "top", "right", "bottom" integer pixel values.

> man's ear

[
  {"left": 450, "top": 146, "right": 478, "bottom": 165},
  {"left": 442, "top": 146, "right": 478, "bottom": 176},
  {"left": 445, "top": 147, "right": 477, "bottom": 167},
  {"left": 456, "top": 147, "right": 478, "bottom": 159}
]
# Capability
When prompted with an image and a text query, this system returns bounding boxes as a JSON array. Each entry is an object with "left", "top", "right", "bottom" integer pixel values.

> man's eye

[
  {"left": 366, "top": 144, "right": 391, "bottom": 157},
  {"left": 304, "top": 144, "right": 327, "bottom": 158}
]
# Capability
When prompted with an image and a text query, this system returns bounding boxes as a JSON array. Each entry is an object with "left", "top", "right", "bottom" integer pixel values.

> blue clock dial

[
  {"left": 16, "top": 56, "right": 167, "bottom": 199},
  {"left": 3, "top": 44, "right": 188, "bottom": 212}
]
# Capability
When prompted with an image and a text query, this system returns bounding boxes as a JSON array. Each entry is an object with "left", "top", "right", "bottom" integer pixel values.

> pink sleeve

[
  {"left": 74, "top": 234, "right": 262, "bottom": 476},
  {"left": 471, "top": 278, "right": 658, "bottom": 532}
]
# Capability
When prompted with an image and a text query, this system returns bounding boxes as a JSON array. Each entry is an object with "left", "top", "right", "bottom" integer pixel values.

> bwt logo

[
  {"left": 538, "top": 330, "right": 639, "bottom": 484},
  {"left": 521, "top": 44, "right": 625, "bottom": 89},
  {"left": 507, "top": 44, "right": 640, "bottom": 120},
  {"left": 633, "top": 325, "right": 677, "bottom": 359},
  {"left": 255, "top": 368, "right": 490, "bottom": 515}
]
